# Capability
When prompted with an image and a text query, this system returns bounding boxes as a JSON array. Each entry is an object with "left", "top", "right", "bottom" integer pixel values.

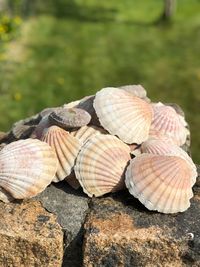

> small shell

[
  {"left": 33, "top": 115, "right": 51, "bottom": 139},
  {"left": 141, "top": 138, "right": 197, "bottom": 186},
  {"left": 94, "top": 87, "right": 153, "bottom": 144},
  {"left": 0, "top": 139, "right": 58, "bottom": 199},
  {"left": 41, "top": 126, "right": 82, "bottom": 182},
  {"left": 125, "top": 153, "right": 195, "bottom": 213},
  {"left": 66, "top": 171, "right": 80, "bottom": 189},
  {"left": 11, "top": 122, "right": 35, "bottom": 139},
  {"left": 40, "top": 107, "right": 60, "bottom": 118},
  {"left": 70, "top": 125, "right": 107, "bottom": 144},
  {"left": 63, "top": 99, "right": 82, "bottom": 109},
  {"left": 49, "top": 107, "right": 91, "bottom": 129},
  {"left": 74, "top": 134, "right": 131, "bottom": 197},
  {"left": 119, "top": 84, "right": 148, "bottom": 100},
  {"left": 150, "top": 103, "right": 188, "bottom": 146},
  {"left": 0, "top": 131, "right": 7, "bottom": 143}
]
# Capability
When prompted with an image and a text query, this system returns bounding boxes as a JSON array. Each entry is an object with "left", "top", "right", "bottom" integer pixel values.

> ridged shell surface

[
  {"left": 141, "top": 138, "right": 197, "bottom": 185},
  {"left": 42, "top": 126, "right": 82, "bottom": 182},
  {"left": 33, "top": 115, "right": 51, "bottom": 139},
  {"left": 93, "top": 87, "right": 153, "bottom": 144},
  {"left": 125, "top": 154, "right": 194, "bottom": 213},
  {"left": 119, "top": 84, "right": 147, "bottom": 99},
  {"left": 49, "top": 107, "right": 91, "bottom": 129},
  {"left": 0, "top": 139, "right": 58, "bottom": 199},
  {"left": 70, "top": 125, "right": 106, "bottom": 144},
  {"left": 74, "top": 134, "right": 131, "bottom": 197},
  {"left": 150, "top": 103, "right": 188, "bottom": 146}
]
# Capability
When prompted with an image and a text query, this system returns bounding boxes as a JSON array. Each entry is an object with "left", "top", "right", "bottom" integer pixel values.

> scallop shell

[
  {"left": 49, "top": 107, "right": 91, "bottom": 129},
  {"left": 93, "top": 87, "right": 153, "bottom": 144},
  {"left": 66, "top": 171, "right": 80, "bottom": 189},
  {"left": 33, "top": 115, "right": 51, "bottom": 139},
  {"left": 125, "top": 153, "right": 194, "bottom": 213},
  {"left": 150, "top": 103, "right": 188, "bottom": 146},
  {"left": 0, "top": 186, "right": 14, "bottom": 203},
  {"left": 119, "top": 84, "right": 149, "bottom": 100},
  {"left": 70, "top": 125, "right": 106, "bottom": 144},
  {"left": 0, "top": 139, "right": 58, "bottom": 199},
  {"left": 141, "top": 138, "right": 197, "bottom": 185},
  {"left": 41, "top": 126, "right": 82, "bottom": 182},
  {"left": 74, "top": 134, "right": 131, "bottom": 197}
]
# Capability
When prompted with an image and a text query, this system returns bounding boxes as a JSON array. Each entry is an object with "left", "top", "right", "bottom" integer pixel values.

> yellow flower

[
  {"left": 14, "top": 16, "right": 22, "bottom": 25},
  {"left": 14, "top": 92, "right": 22, "bottom": 101},
  {"left": 0, "top": 25, "right": 6, "bottom": 34}
]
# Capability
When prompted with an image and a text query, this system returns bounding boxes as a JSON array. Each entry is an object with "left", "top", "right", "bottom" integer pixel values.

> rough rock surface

[
  {"left": 83, "top": 186, "right": 200, "bottom": 267},
  {"left": 0, "top": 200, "right": 63, "bottom": 267},
  {"left": 35, "top": 182, "right": 89, "bottom": 267}
]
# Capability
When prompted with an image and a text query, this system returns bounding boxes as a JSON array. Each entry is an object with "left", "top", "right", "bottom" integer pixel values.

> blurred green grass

[{"left": 0, "top": 0, "right": 200, "bottom": 162}]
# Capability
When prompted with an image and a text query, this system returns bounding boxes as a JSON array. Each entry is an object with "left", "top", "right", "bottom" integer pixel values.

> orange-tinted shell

[{"left": 125, "top": 153, "right": 194, "bottom": 213}]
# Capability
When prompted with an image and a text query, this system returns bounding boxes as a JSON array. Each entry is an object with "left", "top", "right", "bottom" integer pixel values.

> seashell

[
  {"left": 49, "top": 107, "right": 91, "bottom": 129},
  {"left": 0, "top": 131, "right": 7, "bottom": 143},
  {"left": 39, "top": 107, "right": 60, "bottom": 118},
  {"left": 32, "top": 115, "right": 51, "bottom": 139},
  {"left": 125, "top": 153, "right": 195, "bottom": 213},
  {"left": 41, "top": 125, "right": 82, "bottom": 182},
  {"left": 93, "top": 87, "right": 153, "bottom": 144},
  {"left": 141, "top": 138, "right": 197, "bottom": 185},
  {"left": 0, "top": 139, "right": 58, "bottom": 199},
  {"left": 76, "top": 95, "right": 100, "bottom": 126},
  {"left": 74, "top": 134, "right": 131, "bottom": 197},
  {"left": 63, "top": 99, "right": 82, "bottom": 109},
  {"left": 70, "top": 125, "right": 107, "bottom": 144},
  {"left": 0, "top": 186, "right": 14, "bottom": 203},
  {"left": 11, "top": 122, "right": 36, "bottom": 139},
  {"left": 149, "top": 103, "right": 188, "bottom": 146},
  {"left": 66, "top": 171, "right": 80, "bottom": 189},
  {"left": 119, "top": 84, "right": 149, "bottom": 100}
]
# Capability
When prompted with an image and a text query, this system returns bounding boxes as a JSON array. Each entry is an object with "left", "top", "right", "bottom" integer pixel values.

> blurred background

[{"left": 0, "top": 0, "right": 199, "bottom": 162}]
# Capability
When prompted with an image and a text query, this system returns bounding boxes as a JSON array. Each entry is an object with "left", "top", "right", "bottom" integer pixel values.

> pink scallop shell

[
  {"left": 41, "top": 126, "right": 82, "bottom": 183},
  {"left": 0, "top": 139, "right": 58, "bottom": 199},
  {"left": 125, "top": 153, "right": 194, "bottom": 213},
  {"left": 149, "top": 103, "right": 189, "bottom": 146},
  {"left": 74, "top": 134, "right": 131, "bottom": 197}
]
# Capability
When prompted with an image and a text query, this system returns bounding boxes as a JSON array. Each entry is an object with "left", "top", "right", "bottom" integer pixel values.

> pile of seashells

[{"left": 0, "top": 85, "right": 197, "bottom": 214}]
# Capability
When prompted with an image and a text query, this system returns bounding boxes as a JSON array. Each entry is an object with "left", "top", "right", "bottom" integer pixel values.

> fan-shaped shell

[
  {"left": 49, "top": 107, "right": 91, "bottom": 129},
  {"left": 41, "top": 126, "right": 82, "bottom": 182},
  {"left": 74, "top": 134, "right": 131, "bottom": 197},
  {"left": 70, "top": 125, "right": 106, "bottom": 144},
  {"left": 141, "top": 138, "right": 197, "bottom": 185},
  {"left": 125, "top": 153, "right": 194, "bottom": 213},
  {"left": 93, "top": 87, "right": 153, "bottom": 144},
  {"left": 33, "top": 115, "right": 51, "bottom": 139},
  {"left": 119, "top": 84, "right": 148, "bottom": 100},
  {"left": 150, "top": 103, "right": 188, "bottom": 146},
  {"left": 0, "top": 139, "right": 58, "bottom": 199}
]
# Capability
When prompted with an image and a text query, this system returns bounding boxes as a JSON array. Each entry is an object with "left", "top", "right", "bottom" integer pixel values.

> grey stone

[{"left": 35, "top": 182, "right": 89, "bottom": 267}]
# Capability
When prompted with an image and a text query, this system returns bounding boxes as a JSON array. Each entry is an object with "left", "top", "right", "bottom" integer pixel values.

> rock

[
  {"left": 35, "top": 182, "right": 89, "bottom": 267},
  {"left": 83, "top": 188, "right": 200, "bottom": 267},
  {"left": 0, "top": 200, "right": 63, "bottom": 267}
]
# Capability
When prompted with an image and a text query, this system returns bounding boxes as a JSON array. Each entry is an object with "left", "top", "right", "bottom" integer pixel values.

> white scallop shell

[
  {"left": 41, "top": 126, "right": 82, "bottom": 182},
  {"left": 125, "top": 153, "right": 195, "bottom": 213},
  {"left": 70, "top": 125, "right": 106, "bottom": 144},
  {"left": 74, "top": 134, "right": 131, "bottom": 197},
  {"left": 119, "top": 84, "right": 148, "bottom": 99},
  {"left": 0, "top": 139, "right": 58, "bottom": 199},
  {"left": 94, "top": 87, "right": 153, "bottom": 144},
  {"left": 150, "top": 102, "right": 189, "bottom": 146}
]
